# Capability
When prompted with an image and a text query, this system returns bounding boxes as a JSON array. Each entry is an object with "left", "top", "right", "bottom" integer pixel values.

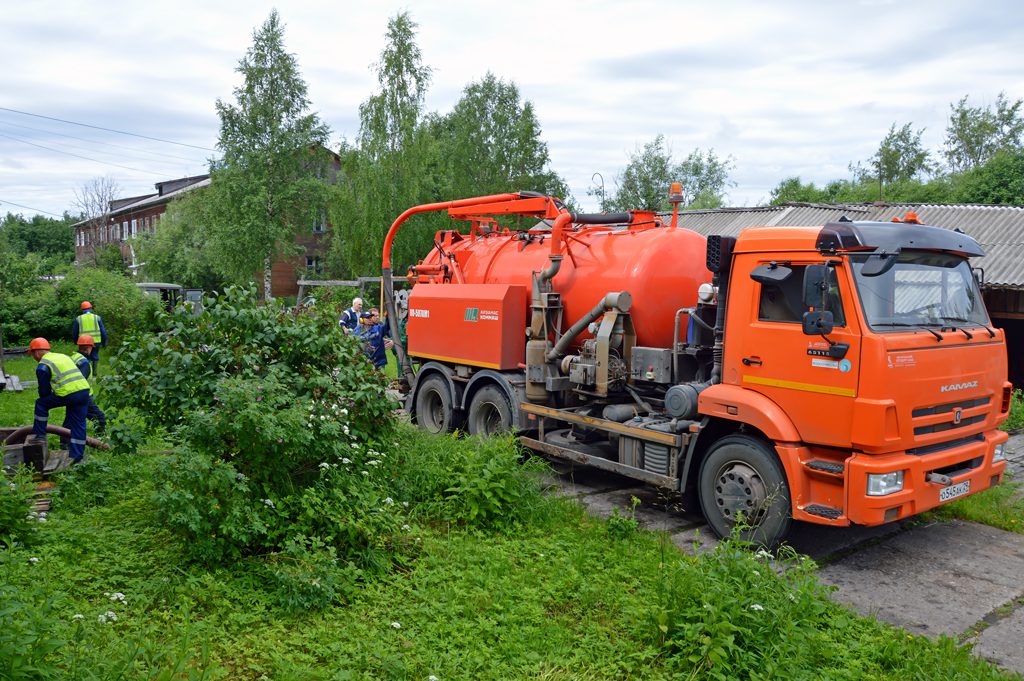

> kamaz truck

[{"left": 379, "top": 190, "right": 1011, "bottom": 546}]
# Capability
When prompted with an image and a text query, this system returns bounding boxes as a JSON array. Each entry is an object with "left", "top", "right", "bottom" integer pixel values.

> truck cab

[{"left": 696, "top": 215, "right": 1010, "bottom": 541}]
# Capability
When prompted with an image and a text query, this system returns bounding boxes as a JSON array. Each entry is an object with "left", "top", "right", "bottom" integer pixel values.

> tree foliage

[
  {"left": 434, "top": 72, "right": 571, "bottom": 202},
  {"left": 0, "top": 212, "right": 75, "bottom": 275},
  {"left": 134, "top": 196, "right": 223, "bottom": 292},
  {"left": 944, "top": 92, "right": 1024, "bottom": 173},
  {"left": 852, "top": 122, "right": 936, "bottom": 185},
  {"left": 329, "top": 12, "right": 439, "bottom": 277},
  {"left": 198, "top": 9, "right": 333, "bottom": 298},
  {"left": 597, "top": 134, "right": 735, "bottom": 212},
  {"left": 954, "top": 151, "right": 1024, "bottom": 205}
]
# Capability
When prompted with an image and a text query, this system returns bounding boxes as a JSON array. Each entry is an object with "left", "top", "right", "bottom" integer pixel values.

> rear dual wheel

[
  {"left": 467, "top": 385, "right": 514, "bottom": 437},
  {"left": 698, "top": 434, "right": 792, "bottom": 548},
  {"left": 415, "top": 375, "right": 456, "bottom": 434}
]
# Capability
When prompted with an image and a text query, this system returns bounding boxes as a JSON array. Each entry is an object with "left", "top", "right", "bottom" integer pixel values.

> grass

[{"left": 3, "top": 425, "right": 1019, "bottom": 679}]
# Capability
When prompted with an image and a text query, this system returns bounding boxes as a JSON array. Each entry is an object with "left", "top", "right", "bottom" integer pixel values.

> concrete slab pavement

[
  {"left": 967, "top": 602, "right": 1024, "bottom": 675},
  {"left": 816, "top": 520, "right": 1024, "bottom": 638}
]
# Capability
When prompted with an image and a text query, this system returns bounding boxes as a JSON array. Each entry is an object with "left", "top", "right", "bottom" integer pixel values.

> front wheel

[
  {"left": 698, "top": 434, "right": 792, "bottom": 548},
  {"left": 467, "top": 385, "right": 514, "bottom": 437}
]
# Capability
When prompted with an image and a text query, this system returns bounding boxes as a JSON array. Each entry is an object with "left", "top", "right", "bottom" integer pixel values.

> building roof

[
  {"left": 72, "top": 175, "right": 209, "bottom": 228},
  {"left": 656, "top": 202, "right": 1024, "bottom": 289}
]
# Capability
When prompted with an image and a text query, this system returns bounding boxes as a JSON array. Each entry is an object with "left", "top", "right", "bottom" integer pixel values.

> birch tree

[{"left": 203, "top": 9, "right": 332, "bottom": 298}]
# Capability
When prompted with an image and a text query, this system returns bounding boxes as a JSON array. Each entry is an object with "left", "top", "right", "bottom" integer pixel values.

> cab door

[{"left": 732, "top": 255, "right": 862, "bottom": 447}]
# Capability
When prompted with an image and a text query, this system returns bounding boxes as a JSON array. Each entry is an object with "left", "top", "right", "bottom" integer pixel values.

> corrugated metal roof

[{"left": 657, "top": 202, "right": 1024, "bottom": 288}]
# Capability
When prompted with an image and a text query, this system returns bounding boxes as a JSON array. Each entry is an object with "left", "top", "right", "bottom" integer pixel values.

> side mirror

[
  {"left": 803, "top": 310, "right": 834, "bottom": 336},
  {"left": 860, "top": 245, "right": 901, "bottom": 277},
  {"left": 802, "top": 264, "right": 827, "bottom": 308},
  {"left": 750, "top": 262, "right": 793, "bottom": 284}
]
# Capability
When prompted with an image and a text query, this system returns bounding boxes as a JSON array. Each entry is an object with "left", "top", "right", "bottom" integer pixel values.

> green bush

[
  {"left": 0, "top": 286, "right": 67, "bottom": 346},
  {"left": 0, "top": 467, "right": 37, "bottom": 546},
  {"left": 152, "top": 450, "right": 268, "bottom": 564},
  {"left": 0, "top": 544, "right": 64, "bottom": 680},
  {"left": 441, "top": 436, "right": 553, "bottom": 528},
  {"left": 266, "top": 533, "right": 358, "bottom": 612},
  {"left": 1001, "top": 388, "right": 1024, "bottom": 432}
]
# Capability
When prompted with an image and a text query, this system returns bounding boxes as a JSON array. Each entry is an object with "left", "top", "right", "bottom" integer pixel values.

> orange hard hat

[
  {"left": 77, "top": 335, "right": 96, "bottom": 347},
  {"left": 29, "top": 338, "right": 51, "bottom": 351},
  {"left": 81, "top": 301, "right": 92, "bottom": 310}
]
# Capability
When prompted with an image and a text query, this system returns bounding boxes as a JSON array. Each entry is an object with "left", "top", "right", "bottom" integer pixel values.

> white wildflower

[
  {"left": 361, "top": 471, "right": 369, "bottom": 476},
  {"left": 38, "top": 517, "right": 46, "bottom": 523},
  {"left": 750, "top": 604, "right": 764, "bottom": 611},
  {"left": 105, "top": 611, "right": 118, "bottom": 621},
  {"left": 319, "top": 462, "right": 331, "bottom": 470},
  {"left": 788, "top": 593, "right": 796, "bottom": 601},
  {"left": 429, "top": 677, "right": 438, "bottom": 681},
  {"left": 29, "top": 557, "right": 39, "bottom": 563},
  {"left": 402, "top": 524, "right": 410, "bottom": 531},
  {"left": 351, "top": 443, "right": 359, "bottom": 449},
  {"left": 752, "top": 570, "right": 760, "bottom": 576},
  {"left": 402, "top": 501, "right": 409, "bottom": 507},
  {"left": 98, "top": 614, "right": 107, "bottom": 624},
  {"left": 236, "top": 473, "right": 248, "bottom": 481},
  {"left": 104, "top": 592, "right": 110, "bottom": 596},
  {"left": 162, "top": 577, "right": 169, "bottom": 582},
  {"left": 342, "top": 458, "right": 351, "bottom": 464},
  {"left": 391, "top": 622, "right": 401, "bottom": 629},
  {"left": 341, "top": 408, "right": 348, "bottom": 415},
  {"left": 755, "top": 549, "right": 772, "bottom": 559},
  {"left": 367, "top": 460, "right": 380, "bottom": 466},
  {"left": 343, "top": 426, "right": 350, "bottom": 434},
  {"left": 384, "top": 497, "right": 394, "bottom": 505},
  {"left": 72, "top": 614, "right": 84, "bottom": 620},
  {"left": 308, "top": 405, "right": 314, "bottom": 411},
  {"left": 110, "top": 593, "right": 126, "bottom": 602},
  {"left": 264, "top": 499, "right": 275, "bottom": 508}
]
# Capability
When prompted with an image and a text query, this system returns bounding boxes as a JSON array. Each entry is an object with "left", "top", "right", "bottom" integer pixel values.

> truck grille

[
  {"left": 911, "top": 396, "right": 991, "bottom": 437},
  {"left": 907, "top": 433, "right": 984, "bottom": 457}
]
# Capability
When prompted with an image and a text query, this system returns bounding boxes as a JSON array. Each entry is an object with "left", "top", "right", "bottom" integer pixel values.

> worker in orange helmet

[
  {"left": 72, "top": 301, "right": 106, "bottom": 378},
  {"left": 59, "top": 336, "right": 106, "bottom": 444},
  {"left": 28, "top": 338, "right": 91, "bottom": 463}
]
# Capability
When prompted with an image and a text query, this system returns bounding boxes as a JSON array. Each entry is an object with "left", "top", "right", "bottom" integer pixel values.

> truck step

[
  {"left": 804, "top": 504, "right": 844, "bottom": 519},
  {"left": 805, "top": 459, "right": 845, "bottom": 475}
]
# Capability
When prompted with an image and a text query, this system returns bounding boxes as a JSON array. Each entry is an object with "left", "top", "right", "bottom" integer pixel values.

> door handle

[{"left": 742, "top": 357, "right": 762, "bottom": 366}]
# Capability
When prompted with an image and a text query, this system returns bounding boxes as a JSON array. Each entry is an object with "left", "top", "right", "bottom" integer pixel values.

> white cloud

[{"left": 2, "top": 0, "right": 1022, "bottom": 217}]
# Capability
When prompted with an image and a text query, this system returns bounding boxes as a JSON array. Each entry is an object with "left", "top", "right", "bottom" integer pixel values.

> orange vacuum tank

[{"left": 416, "top": 223, "right": 712, "bottom": 349}]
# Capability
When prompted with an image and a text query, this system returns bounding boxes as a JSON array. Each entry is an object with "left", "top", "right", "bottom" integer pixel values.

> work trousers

[
  {"left": 34, "top": 389, "right": 90, "bottom": 461},
  {"left": 60, "top": 397, "right": 105, "bottom": 449}
]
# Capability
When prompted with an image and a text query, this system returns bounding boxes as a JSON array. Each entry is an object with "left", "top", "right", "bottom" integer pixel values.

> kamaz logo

[
  {"left": 940, "top": 381, "right": 978, "bottom": 392},
  {"left": 464, "top": 308, "right": 478, "bottom": 322}
]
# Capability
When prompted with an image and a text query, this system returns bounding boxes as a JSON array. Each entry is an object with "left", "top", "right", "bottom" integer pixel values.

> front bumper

[{"left": 845, "top": 428, "right": 1008, "bottom": 526}]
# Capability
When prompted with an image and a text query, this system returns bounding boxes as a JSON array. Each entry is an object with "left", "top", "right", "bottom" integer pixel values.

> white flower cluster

[
  {"left": 263, "top": 499, "right": 275, "bottom": 508},
  {"left": 749, "top": 604, "right": 764, "bottom": 611},
  {"left": 26, "top": 510, "right": 46, "bottom": 523},
  {"left": 236, "top": 472, "right": 248, "bottom": 482}
]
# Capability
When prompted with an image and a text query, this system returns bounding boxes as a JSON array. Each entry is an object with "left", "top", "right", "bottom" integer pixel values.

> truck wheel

[
  {"left": 467, "top": 385, "right": 513, "bottom": 437},
  {"left": 698, "top": 435, "right": 792, "bottom": 548},
  {"left": 415, "top": 375, "right": 454, "bottom": 434}
]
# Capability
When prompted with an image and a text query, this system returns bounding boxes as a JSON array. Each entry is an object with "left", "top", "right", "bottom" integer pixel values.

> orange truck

[{"left": 380, "top": 189, "right": 1011, "bottom": 546}]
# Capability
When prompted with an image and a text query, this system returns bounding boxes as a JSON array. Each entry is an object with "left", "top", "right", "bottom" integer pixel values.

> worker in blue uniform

[
  {"left": 58, "top": 336, "right": 106, "bottom": 448},
  {"left": 357, "top": 309, "right": 393, "bottom": 370},
  {"left": 71, "top": 301, "right": 107, "bottom": 378},
  {"left": 28, "top": 338, "right": 90, "bottom": 463}
]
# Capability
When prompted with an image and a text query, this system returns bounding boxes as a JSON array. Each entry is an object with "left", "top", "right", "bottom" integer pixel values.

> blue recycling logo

[{"left": 839, "top": 359, "right": 852, "bottom": 373}]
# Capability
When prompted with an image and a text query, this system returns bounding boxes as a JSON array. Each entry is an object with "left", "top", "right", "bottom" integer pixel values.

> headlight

[
  {"left": 993, "top": 443, "right": 1006, "bottom": 463},
  {"left": 867, "top": 471, "right": 905, "bottom": 496}
]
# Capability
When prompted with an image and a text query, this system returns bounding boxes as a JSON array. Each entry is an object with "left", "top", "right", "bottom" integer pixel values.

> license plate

[{"left": 939, "top": 480, "right": 970, "bottom": 503}]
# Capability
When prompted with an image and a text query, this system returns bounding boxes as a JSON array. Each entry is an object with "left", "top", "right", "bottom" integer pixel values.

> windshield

[{"left": 850, "top": 251, "right": 990, "bottom": 332}]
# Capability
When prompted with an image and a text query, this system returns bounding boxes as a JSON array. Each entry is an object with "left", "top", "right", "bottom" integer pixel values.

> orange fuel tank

[{"left": 414, "top": 222, "right": 712, "bottom": 349}]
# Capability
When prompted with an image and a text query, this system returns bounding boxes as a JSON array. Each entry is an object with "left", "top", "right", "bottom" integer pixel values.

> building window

[
  {"left": 313, "top": 212, "right": 326, "bottom": 233},
  {"left": 305, "top": 255, "right": 322, "bottom": 273},
  {"left": 121, "top": 222, "right": 127, "bottom": 240},
  {"left": 131, "top": 219, "right": 137, "bottom": 237}
]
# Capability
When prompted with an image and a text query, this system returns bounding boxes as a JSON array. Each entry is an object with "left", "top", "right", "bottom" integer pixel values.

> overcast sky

[{"left": 2, "top": 0, "right": 1022, "bottom": 219}]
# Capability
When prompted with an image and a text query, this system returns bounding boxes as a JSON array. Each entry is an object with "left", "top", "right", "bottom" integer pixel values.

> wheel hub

[{"left": 713, "top": 462, "right": 767, "bottom": 526}]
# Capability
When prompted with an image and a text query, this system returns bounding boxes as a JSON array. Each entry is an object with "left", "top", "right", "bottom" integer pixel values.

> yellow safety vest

[
  {"left": 71, "top": 352, "right": 92, "bottom": 393},
  {"left": 40, "top": 352, "right": 90, "bottom": 397},
  {"left": 77, "top": 312, "right": 102, "bottom": 344}
]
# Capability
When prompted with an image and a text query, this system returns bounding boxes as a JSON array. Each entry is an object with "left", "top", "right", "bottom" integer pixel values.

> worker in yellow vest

[
  {"left": 70, "top": 335, "right": 106, "bottom": 432},
  {"left": 28, "top": 337, "right": 91, "bottom": 463},
  {"left": 72, "top": 301, "right": 106, "bottom": 378}
]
